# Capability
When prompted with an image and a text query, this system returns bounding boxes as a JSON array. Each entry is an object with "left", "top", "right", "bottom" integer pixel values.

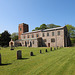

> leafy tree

[
  {"left": 66, "top": 24, "right": 75, "bottom": 45},
  {"left": 32, "top": 23, "right": 61, "bottom": 31},
  {"left": 47, "top": 24, "right": 61, "bottom": 28},
  {"left": 35, "top": 27, "right": 41, "bottom": 30},
  {"left": 32, "top": 29, "right": 35, "bottom": 31},
  {"left": 0, "top": 34, "right": 1, "bottom": 37},
  {"left": 40, "top": 24, "right": 48, "bottom": 29},
  {"left": 32, "top": 27, "right": 40, "bottom": 31},
  {"left": 11, "top": 32, "right": 18, "bottom": 41},
  {"left": 66, "top": 24, "right": 75, "bottom": 37},
  {"left": 0, "top": 31, "right": 11, "bottom": 47},
  {"left": 0, "top": 34, "right": 1, "bottom": 46}
]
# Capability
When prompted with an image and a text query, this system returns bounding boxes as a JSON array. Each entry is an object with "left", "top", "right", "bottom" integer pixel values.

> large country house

[{"left": 9, "top": 23, "right": 71, "bottom": 47}]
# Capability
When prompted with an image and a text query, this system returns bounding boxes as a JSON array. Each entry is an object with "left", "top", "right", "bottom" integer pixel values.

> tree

[
  {"left": 66, "top": 24, "right": 75, "bottom": 45},
  {"left": 32, "top": 29, "right": 35, "bottom": 31},
  {"left": 47, "top": 24, "right": 61, "bottom": 28},
  {"left": 40, "top": 24, "right": 48, "bottom": 29},
  {"left": 32, "top": 27, "right": 40, "bottom": 31},
  {"left": 0, "top": 31, "right": 11, "bottom": 47},
  {"left": 32, "top": 23, "right": 61, "bottom": 31},
  {"left": 35, "top": 27, "right": 40, "bottom": 30},
  {"left": 66, "top": 24, "right": 75, "bottom": 37},
  {"left": 32, "top": 24, "right": 47, "bottom": 31},
  {"left": 11, "top": 32, "right": 18, "bottom": 41},
  {"left": 0, "top": 34, "right": 1, "bottom": 46},
  {"left": 0, "top": 34, "right": 1, "bottom": 37}
]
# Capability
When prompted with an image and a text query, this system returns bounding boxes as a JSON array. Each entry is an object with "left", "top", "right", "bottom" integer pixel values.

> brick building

[{"left": 9, "top": 23, "right": 71, "bottom": 47}]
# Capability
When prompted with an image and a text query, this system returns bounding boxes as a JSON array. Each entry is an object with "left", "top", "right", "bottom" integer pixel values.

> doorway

[
  {"left": 48, "top": 43, "right": 50, "bottom": 47},
  {"left": 25, "top": 41, "right": 27, "bottom": 47},
  {"left": 30, "top": 41, "right": 32, "bottom": 47}
]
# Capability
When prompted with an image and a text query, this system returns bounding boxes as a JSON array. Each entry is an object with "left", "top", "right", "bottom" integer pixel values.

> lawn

[{"left": 0, "top": 47, "right": 75, "bottom": 75}]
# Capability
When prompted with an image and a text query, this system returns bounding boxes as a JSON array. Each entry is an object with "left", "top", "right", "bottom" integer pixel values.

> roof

[
  {"left": 19, "top": 23, "right": 28, "bottom": 26},
  {"left": 22, "top": 26, "right": 65, "bottom": 35}
]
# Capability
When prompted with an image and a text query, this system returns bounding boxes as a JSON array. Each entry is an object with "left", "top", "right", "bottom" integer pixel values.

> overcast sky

[{"left": 0, "top": 0, "right": 75, "bottom": 34}]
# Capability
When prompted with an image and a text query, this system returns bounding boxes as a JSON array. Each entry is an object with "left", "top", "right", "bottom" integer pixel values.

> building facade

[{"left": 9, "top": 23, "right": 71, "bottom": 47}]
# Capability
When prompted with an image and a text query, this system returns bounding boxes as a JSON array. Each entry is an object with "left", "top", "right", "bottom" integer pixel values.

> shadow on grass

[
  {"left": 0, "top": 63, "right": 12, "bottom": 66},
  {"left": 46, "top": 51, "right": 49, "bottom": 53},
  {"left": 31, "top": 55, "right": 36, "bottom": 56},
  {"left": 40, "top": 53, "right": 44, "bottom": 54},
  {"left": 17, "top": 58, "right": 29, "bottom": 60}
]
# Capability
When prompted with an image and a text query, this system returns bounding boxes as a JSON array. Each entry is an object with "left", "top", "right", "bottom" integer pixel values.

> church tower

[{"left": 18, "top": 23, "right": 29, "bottom": 40}]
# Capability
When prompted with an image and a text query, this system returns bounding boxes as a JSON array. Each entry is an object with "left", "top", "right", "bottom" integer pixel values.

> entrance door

[
  {"left": 25, "top": 41, "right": 27, "bottom": 47},
  {"left": 30, "top": 41, "right": 32, "bottom": 47},
  {"left": 48, "top": 43, "right": 50, "bottom": 47},
  {"left": 11, "top": 42, "right": 13, "bottom": 47}
]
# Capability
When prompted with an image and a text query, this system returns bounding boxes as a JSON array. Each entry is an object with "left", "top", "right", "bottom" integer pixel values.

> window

[
  {"left": 33, "top": 41, "right": 34, "bottom": 44},
  {"left": 52, "top": 32, "right": 54, "bottom": 36},
  {"left": 44, "top": 39, "right": 46, "bottom": 42},
  {"left": 43, "top": 33, "right": 45, "bottom": 37},
  {"left": 47, "top": 33, "right": 49, "bottom": 36},
  {"left": 51, "top": 38, "right": 55, "bottom": 42},
  {"left": 20, "top": 28, "right": 22, "bottom": 31},
  {"left": 36, "top": 34, "right": 39, "bottom": 37},
  {"left": 32, "top": 34, "right": 34, "bottom": 38},
  {"left": 58, "top": 31, "right": 60, "bottom": 35},
  {"left": 28, "top": 35, "right": 29, "bottom": 38},
  {"left": 25, "top": 41, "right": 27, "bottom": 46},
  {"left": 24, "top": 36, "right": 25, "bottom": 39}
]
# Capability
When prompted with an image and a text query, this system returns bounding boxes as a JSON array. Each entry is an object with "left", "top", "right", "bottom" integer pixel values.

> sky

[{"left": 0, "top": 0, "right": 75, "bottom": 34}]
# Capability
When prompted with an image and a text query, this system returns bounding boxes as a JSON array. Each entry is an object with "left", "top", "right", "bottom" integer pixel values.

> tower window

[{"left": 20, "top": 28, "right": 22, "bottom": 31}]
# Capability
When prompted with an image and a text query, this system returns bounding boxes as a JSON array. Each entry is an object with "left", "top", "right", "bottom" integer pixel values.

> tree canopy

[
  {"left": 11, "top": 32, "right": 18, "bottom": 41},
  {"left": 47, "top": 24, "right": 61, "bottom": 28},
  {"left": 32, "top": 24, "right": 61, "bottom": 31},
  {"left": 0, "top": 31, "right": 11, "bottom": 47},
  {"left": 66, "top": 24, "right": 75, "bottom": 37},
  {"left": 65, "top": 24, "right": 75, "bottom": 45},
  {"left": 40, "top": 24, "right": 48, "bottom": 29}
]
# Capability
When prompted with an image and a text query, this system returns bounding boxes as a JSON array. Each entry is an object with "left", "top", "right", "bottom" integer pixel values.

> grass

[{"left": 0, "top": 47, "right": 75, "bottom": 75}]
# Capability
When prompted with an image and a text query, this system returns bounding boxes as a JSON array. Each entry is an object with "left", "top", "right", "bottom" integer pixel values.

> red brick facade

[{"left": 18, "top": 23, "right": 29, "bottom": 40}]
